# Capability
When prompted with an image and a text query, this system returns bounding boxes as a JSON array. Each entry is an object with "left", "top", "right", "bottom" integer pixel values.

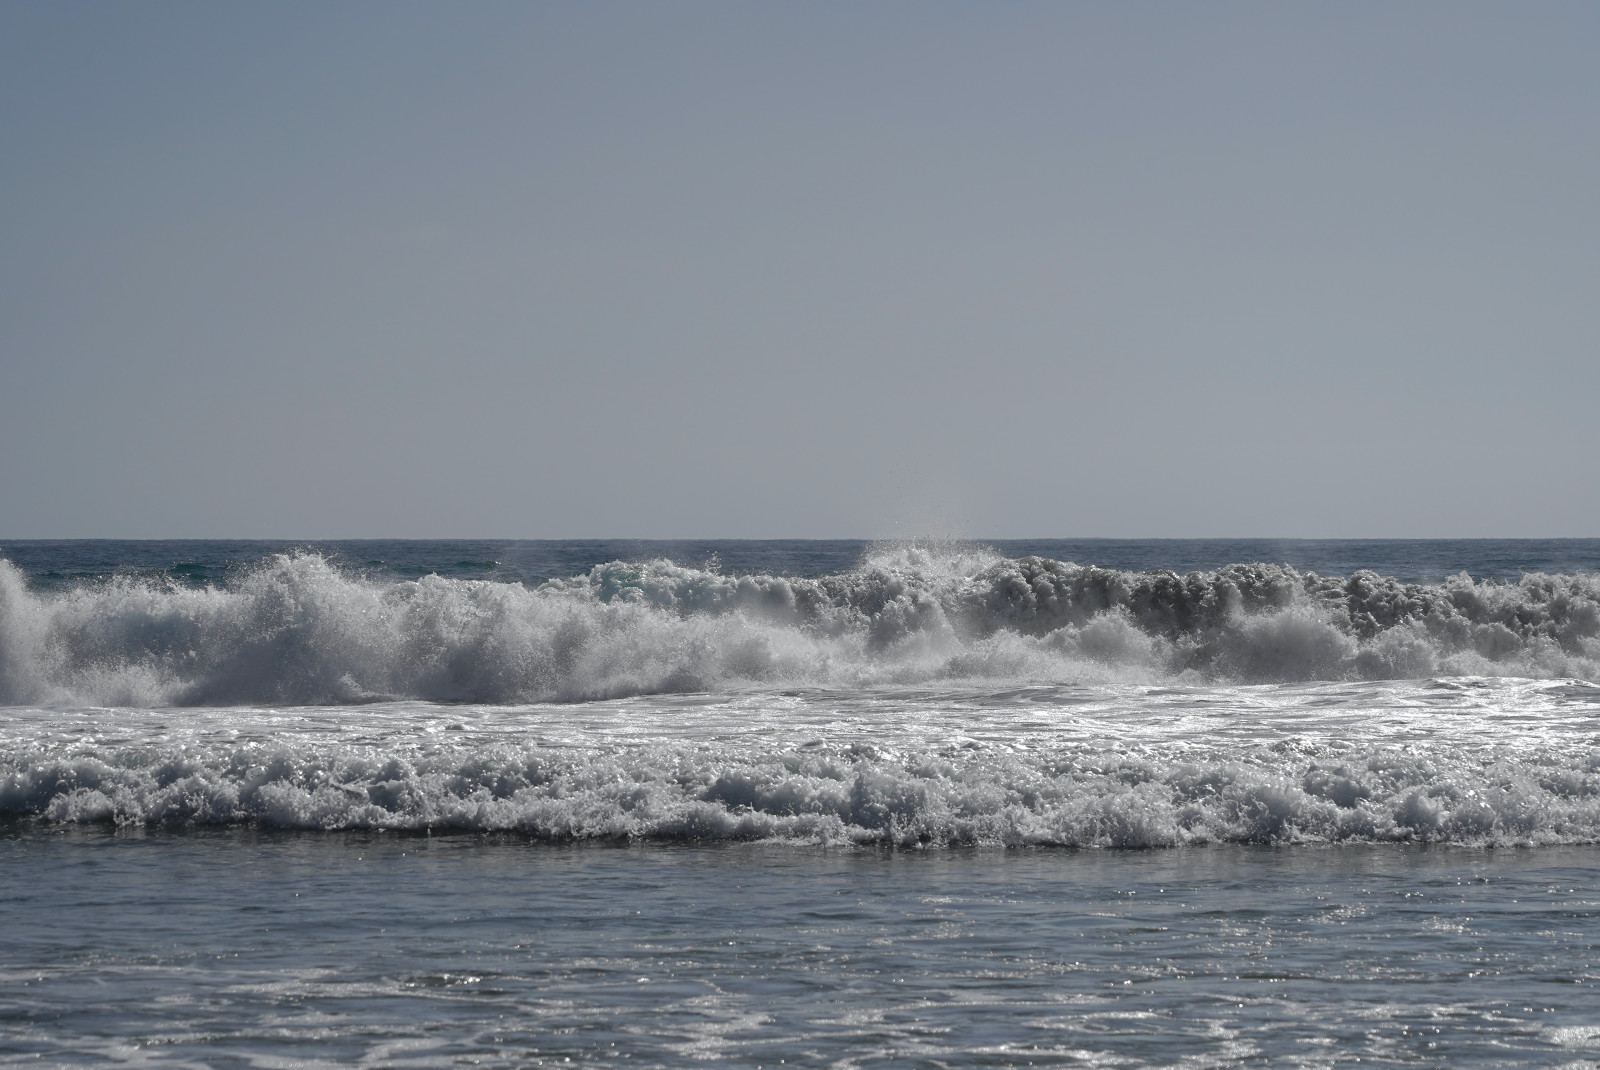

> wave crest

[{"left": 2, "top": 547, "right": 1599, "bottom": 706}]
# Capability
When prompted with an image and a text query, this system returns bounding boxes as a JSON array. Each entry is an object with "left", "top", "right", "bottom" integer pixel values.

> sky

[{"left": 2, "top": 2, "right": 1597, "bottom": 539}]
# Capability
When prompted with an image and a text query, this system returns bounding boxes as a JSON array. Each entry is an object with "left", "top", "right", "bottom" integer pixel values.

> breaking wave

[
  {"left": 7, "top": 731, "right": 1600, "bottom": 846},
  {"left": 2, "top": 545, "right": 1599, "bottom": 707}
]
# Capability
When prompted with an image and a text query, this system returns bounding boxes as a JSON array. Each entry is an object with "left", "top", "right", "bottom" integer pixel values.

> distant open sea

[{"left": 4, "top": 538, "right": 1600, "bottom": 1067}]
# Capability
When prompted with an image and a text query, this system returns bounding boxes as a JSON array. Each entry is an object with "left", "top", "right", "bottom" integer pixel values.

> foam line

[{"left": 5, "top": 734, "right": 1597, "bottom": 845}]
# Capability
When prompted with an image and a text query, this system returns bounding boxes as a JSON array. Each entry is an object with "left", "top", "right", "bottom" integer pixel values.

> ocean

[{"left": 3, "top": 538, "right": 1600, "bottom": 1067}]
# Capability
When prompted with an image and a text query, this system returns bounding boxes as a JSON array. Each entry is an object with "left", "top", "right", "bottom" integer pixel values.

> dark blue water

[{"left": 5, "top": 537, "right": 1599, "bottom": 591}]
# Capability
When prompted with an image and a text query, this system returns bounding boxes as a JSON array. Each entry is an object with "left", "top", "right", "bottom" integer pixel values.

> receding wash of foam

[{"left": 2, "top": 546, "right": 1599, "bottom": 707}]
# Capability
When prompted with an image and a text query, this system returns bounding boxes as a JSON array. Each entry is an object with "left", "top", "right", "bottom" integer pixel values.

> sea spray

[{"left": 3, "top": 547, "right": 1600, "bottom": 706}]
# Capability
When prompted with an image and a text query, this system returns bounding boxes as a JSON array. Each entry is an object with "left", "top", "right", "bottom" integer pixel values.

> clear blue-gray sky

[{"left": 2, "top": 2, "right": 1596, "bottom": 538}]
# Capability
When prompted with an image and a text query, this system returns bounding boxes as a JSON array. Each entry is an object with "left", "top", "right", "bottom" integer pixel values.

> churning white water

[
  {"left": 4, "top": 545, "right": 1600, "bottom": 708},
  {"left": 4, "top": 541, "right": 1600, "bottom": 1066},
  {"left": 5, "top": 677, "right": 1600, "bottom": 845}
]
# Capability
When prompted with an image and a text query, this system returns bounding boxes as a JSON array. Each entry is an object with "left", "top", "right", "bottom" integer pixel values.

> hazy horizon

[{"left": 6, "top": 534, "right": 1600, "bottom": 543}]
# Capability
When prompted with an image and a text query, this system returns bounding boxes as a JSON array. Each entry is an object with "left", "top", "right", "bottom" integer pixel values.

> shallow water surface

[{"left": 3, "top": 833, "right": 1599, "bottom": 1068}]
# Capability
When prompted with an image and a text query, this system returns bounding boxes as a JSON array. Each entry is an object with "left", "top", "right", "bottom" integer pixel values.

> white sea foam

[
  {"left": 2, "top": 548, "right": 1598, "bottom": 707},
  {"left": 4, "top": 679, "right": 1599, "bottom": 844},
  {"left": 5, "top": 548, "right": 1600, "bottom": 844}
]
